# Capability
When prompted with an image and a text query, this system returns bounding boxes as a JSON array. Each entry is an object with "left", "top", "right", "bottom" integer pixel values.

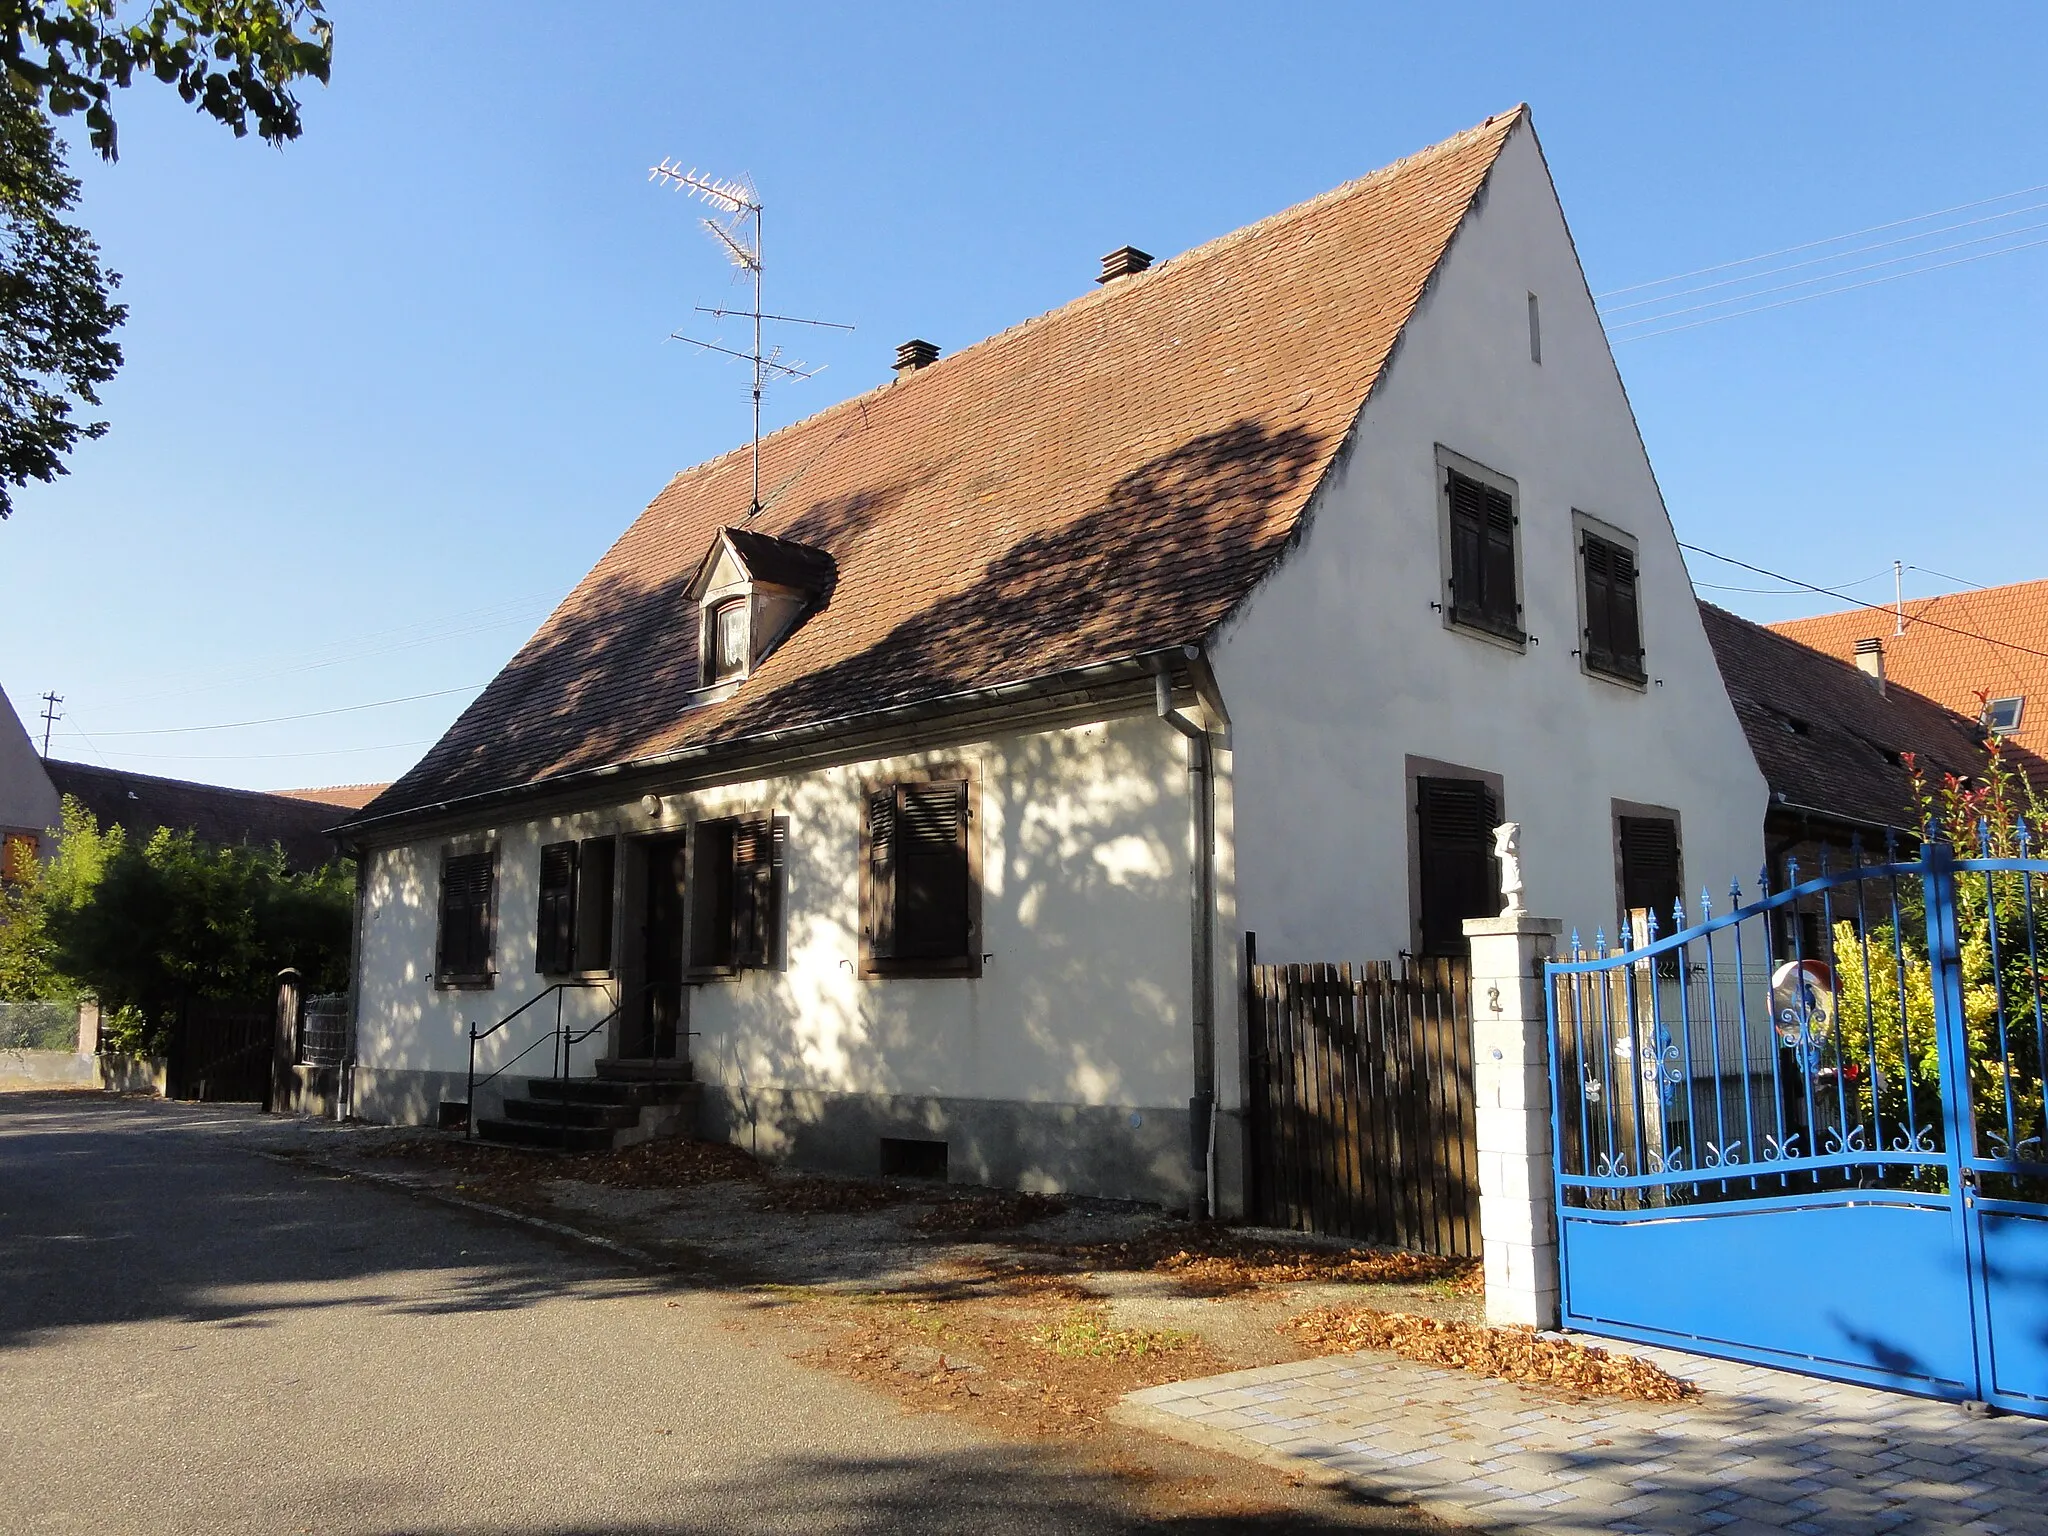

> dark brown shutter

[
  {"left": 1447, "top": 471, "right": 1485, "bottom": 623},
  {"left": 535, "top": 842, "right": 577, "bottom": 974},
  {"left": 865, "top": 789, "right": 898, "bottom": 960},
  {"left": 573, "top": 836, "right": 615, "bottom": 971},
  {"left": 1481, "top": 483, "right": 1517, "bottom": 630},
  {"left": 1619, "top": 816, "right": 1682, "bottom": 925},
  {"left": 689, "top": 820, "right": 734, "bottom": 970},
  {"left": 1609, "top": 543, "right": 1642, "bottom": 675},
  {"left": 438, "top": 851, "right": 495, "bottom": 978},
  {"left": 1417, "top": 778, "right": 1499, "bottom": 957},
  {"left": 897, "top": 780, "right": 969, "bottom": 960},
  {"left": 730, "top": 815, "right": 778, "bottom": 968},
  {"left": 1582, "top": 536, "right": 1613, "bottom": 663}
]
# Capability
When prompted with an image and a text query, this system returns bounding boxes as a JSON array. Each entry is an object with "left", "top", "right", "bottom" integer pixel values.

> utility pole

[
  {"left": 1894, "top": 560, "right": 1905, "bottom": 636},
  {"left": 37, "top": 691, "right": 61, "bottom": 758}
]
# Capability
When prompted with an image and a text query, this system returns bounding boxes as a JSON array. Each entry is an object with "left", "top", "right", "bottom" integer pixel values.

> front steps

[{"left": 475, "top": 1062, "right": 700, "bottom": 1151}]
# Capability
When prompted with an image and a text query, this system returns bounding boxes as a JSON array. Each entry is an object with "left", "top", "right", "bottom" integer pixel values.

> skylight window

[{"left": 1984, "top": 696, "right": 2024, "bottom": 736}]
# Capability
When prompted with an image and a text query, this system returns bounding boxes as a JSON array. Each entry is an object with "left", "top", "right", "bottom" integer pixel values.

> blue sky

[{"left": 3, "top": 2, "right": 2044, "bottom": 790}]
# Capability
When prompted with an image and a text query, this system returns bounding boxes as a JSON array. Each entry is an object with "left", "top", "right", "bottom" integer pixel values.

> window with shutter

[
  {"left": 688, "top": 820, "right": 735, "bottom": 972},
  {"left": 861, "top": 775, "right": 980, "bottom": 976},
  {"left": 1416, "top": 777, "right": 1500, "bottom": 958},
  {"left": 1618, "top": 816, "right": 1682, "bottom": 928},
  {"left": 686, "top": 816, "right": 779, "bottom": 976},
  {"left": 1445, "top": 468, "right": 1523, "bottom": 642},
  {"left": 436, "top": 850, "right": 496, "bottom": 983},
  {"left": 535, "top": 842, "right": 577, "bottom": 974},
  {"left": 1582, "top": 531, "right": 1645, "bottom": 682},
  {"left": 574, "top": 836, "right": 616, "bottom": 972},
  {"left": 730, "top": 816, "right": 778, "bottom": 968}
]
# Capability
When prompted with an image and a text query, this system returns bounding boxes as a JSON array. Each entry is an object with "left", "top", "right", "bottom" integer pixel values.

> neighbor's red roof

[
  {"left": 356, "top": 108, "right": 1528, "bottom": 828},
  {"left": 1770, "top": 577, "right": 2048, "bottom": 757}
]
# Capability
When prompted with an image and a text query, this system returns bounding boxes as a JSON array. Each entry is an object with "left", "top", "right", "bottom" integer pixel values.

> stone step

[
  {"left": 501, "top": 1098, "right": 639, "bottom": 1130},
  {"left": 596, "top": 1059, "right": 697, "bottom": 1085},
  {"left": 474, "top": 1117, "right": 616, "bottom": 1152},
  {"left": 526, "top": 1076, "right": 694, "bottom": 1107}
]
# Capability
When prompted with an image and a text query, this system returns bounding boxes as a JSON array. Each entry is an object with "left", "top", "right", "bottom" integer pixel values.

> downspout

[
  {"left": 1156, "top": 660, "right": 1217, "bottom": 1221},
  {"left": 339, "top": 844, "right": 370, "bottom": 1122}
]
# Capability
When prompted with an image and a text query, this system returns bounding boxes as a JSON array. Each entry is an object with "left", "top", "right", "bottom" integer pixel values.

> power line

[
  {"left": 1906, "top": 563, "right": 1988, "bottom": 593},
  {"left": 1598, "top": 199, "right": 2048, "bottom": 316},
  {"left": 1606, "top": 218, "right": 2048, "bottom": 332},
  {"left": 76, "top": 683, "right": 485, "bottom": 738},
  {"left": 1680, "top": 543, "right": 2048, "bottom": 662},
  {"left": 1613, "top": 234, "right": 2048, "bottom": 343},
  {"left": 1594, "top": 181, "right": 2048, "bottom": 299},
  {"left": 57, "top": 737, "right": 436, "bottom": 764}
]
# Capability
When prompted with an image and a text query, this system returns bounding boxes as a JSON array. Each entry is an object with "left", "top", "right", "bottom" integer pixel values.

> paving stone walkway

[{"left": 1120, "top": 1344, "right": 2047, "bottom": 1535}]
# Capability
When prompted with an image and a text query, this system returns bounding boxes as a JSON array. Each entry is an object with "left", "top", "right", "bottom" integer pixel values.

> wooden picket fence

[{"left": 1244, "top": 939, "right": 1478, "bottom": 1256}]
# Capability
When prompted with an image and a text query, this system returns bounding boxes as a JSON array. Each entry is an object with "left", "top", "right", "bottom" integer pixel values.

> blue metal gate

[{"left": 1546, "top": 837, "right": 2048, "bottom": 1416}]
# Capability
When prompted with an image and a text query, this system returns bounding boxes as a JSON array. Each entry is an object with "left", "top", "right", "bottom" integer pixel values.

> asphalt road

[{"left": 0, "top": 1092, "right": 1314, "bottom": 1536}]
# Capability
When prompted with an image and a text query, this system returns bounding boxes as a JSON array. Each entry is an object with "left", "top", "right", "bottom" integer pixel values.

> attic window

[
  {"left": 1985, "top": 696, "right": 2024, "bottom": 735},
  {"left": 709, "top": 597, "right": 750, "bottom": 683}
]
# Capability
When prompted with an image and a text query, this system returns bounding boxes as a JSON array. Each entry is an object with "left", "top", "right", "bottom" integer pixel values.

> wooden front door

[{"left": 628, "top": 835, "right": 688, "bottom": 1061}]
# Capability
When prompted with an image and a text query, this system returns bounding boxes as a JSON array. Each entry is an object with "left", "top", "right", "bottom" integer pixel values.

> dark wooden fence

[
  {"left": 167, "top": 998, "right": 273, "bottom": 1103},
  {"left": 1245, "top": 938, "right": 1478, "bottom": 1256}
]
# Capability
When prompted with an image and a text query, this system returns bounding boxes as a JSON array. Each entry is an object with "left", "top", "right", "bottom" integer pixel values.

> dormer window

[
  {"left": 710, "top": 597, "right": 750, "bottom": 683},
  {"left": 686, "top": 526, "right": 837, "bottom": 695}
]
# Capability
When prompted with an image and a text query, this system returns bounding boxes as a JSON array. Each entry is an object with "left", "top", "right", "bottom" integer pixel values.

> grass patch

[{"left": 1034, "top": 1306, "right": 1196, "bottom": 1361}]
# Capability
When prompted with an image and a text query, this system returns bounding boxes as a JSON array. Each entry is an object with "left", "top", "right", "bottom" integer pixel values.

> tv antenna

[{"left": 648, "top": 162, "right": 853, "bottom": 517}]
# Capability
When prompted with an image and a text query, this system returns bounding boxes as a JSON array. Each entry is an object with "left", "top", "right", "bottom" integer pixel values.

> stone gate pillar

[{"left": 1462, "top": 910, "right": 1564, "bottom": 1329}]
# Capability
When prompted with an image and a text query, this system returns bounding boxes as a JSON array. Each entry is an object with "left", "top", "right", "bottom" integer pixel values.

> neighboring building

[
  {"left": 276, "top": 784, "right": 390, "bottom": 812},
  {"left": 335, "top": 108, "right": 1768, "bottom": 1212},
  {"left": 43, "top": 761, "right": 348, "bottom": 872},
  {"left": 1700, "top": 601, "right": 2005, "bottom": 871},
  {"left": 0, "top": 684, "right": 61, "bottom": 883},
  {"left": 1770, "top": 576, "right": 2048, "bottom": 759}
]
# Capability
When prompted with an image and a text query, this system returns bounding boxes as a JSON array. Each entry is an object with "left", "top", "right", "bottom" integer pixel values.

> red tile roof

[
  {"left": 1699, "top": 604, "right": 1996, "bottom": 835},
  {"left": 354, "top": 109, "right": 1528, "bottom": 830},
  {"left": 1770, "top": 578, "right": 2048, "bottom": 757},
  {"left": 275, "top": 783, "right": 390, "bottom": 811}
]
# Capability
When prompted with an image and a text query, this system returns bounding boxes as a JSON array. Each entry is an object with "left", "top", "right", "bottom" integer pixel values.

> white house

[
  {"left": 334, "top": 108, "right": 1767, "bottom": 1216},
  {"left": 0, "top": 684, "right": 61, "bottom": 882}
]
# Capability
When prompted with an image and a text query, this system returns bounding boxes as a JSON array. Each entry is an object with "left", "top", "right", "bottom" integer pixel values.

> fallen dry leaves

[
  {"left": 360, "top": 1133, "right": 763, "bottom": 1193},
  {"left": 911, "top": 1191, "right": 1067, "bottom": 1233},
  {"left": 1027, "top": 1223, "right": 1480, "bottom": 1298},
  {"left": 1282, "top": 1306, "right": 1698, "bottom": 1401},
  {"left": 752, "top": 1175, "right": 925, "bottom": 1215}
]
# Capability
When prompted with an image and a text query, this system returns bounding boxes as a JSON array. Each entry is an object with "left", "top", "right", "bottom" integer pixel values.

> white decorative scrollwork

[
  {"left": 1890, "top": 1124, "right": 1939, "bottom": 1155},
  {"left": 1823, "top": 1124, "right": 1869, "bottom": 1157},
  {"left": 1762, "top": 1132, "right": 1803, "bottom": 1162},
  {"left": 1701, "top": 1141, "right": 1744, "bottom": 1169}
]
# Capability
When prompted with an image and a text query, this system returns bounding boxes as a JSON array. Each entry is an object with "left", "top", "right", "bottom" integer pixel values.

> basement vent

[
  {"left": 894, "top": 338, "right": 939, "bottom": 376},
  {"left": 1097, "top": 245, "right": 1153, "bottom": 283},
  {"left": 879, "top": 1136, "right": 948, "bottom": 1180},
  {"left": 438, "top": 1100, "right": 470, "bottom": 1131}
]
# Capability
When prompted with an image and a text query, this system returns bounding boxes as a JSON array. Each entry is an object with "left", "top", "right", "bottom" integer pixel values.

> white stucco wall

[
  {"left": 0, "top": 683, "right": 61, "bottom": 846},
  {"left": 1209, "top": 119, "right": 1769, "bottom": 967},
  {"left": 354, "top": 710, "right": 1201, "bottom": 1114}
]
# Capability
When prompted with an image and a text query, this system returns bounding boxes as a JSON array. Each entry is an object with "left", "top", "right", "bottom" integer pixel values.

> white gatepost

[{"left": 1463, "top": 823, "right": 1563, "bottom": 1329}]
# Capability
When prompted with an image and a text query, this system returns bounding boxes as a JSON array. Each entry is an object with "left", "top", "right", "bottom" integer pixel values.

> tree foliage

[
  {"left": 0, "top": 795, "right": 352, "bottom": 1052},
  {"left": 0, "top": 85, "right": 122, "bottom": 517},
  {"left": 0, "top": 2, "right": 331, "bottom": 516},
  {"left": 1831, "top": 740, "right": 2047, "bottom": 1163},
  {"left": 2, "top": 1, "right": 332, "bottom": 160}
]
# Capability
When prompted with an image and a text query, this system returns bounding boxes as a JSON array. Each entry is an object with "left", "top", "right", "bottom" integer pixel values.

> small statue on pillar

[{"left": 1492, "top": 822, "right": 1524, "bottom": 915}]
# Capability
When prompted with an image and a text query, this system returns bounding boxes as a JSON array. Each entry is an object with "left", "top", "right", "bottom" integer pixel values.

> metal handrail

[{"left": 462, "top": 979, "right": 669, "bottom": 1137}]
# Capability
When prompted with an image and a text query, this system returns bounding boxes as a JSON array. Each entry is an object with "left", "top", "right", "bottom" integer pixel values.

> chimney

[
  {"left": 894, "top": 338, "right": 939, "bottom": 377},
  {"left": 1097, "top": 245, "right": 1153, "bottom": 284},
  {"left": 1854, "top": 636, "right": 1886, "bottom": 693}
]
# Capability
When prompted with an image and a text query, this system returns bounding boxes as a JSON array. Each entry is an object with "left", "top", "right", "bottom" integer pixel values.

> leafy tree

[
  {"left": 0, "top": 793, "right": 121, "bottom": 999},
  {"left": 0, "top": 2, "right": 331, "bottom": 517},
  {"left": 1830, "top": 740, "right": 2047, "bottom": 1166},
  {"left": 0, "top": 86, "right": 122, "bottom": 518},
  {"left": 3, "top": 2, "right": 332, "bottom": 160},
  {"left": 1, "top": 795, "right": 351, "bottom": 1052}
]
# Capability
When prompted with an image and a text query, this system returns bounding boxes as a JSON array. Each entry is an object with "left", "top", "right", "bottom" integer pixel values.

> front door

[{"left": 626, "top": 835, "right": 688, "bottom": 1061}]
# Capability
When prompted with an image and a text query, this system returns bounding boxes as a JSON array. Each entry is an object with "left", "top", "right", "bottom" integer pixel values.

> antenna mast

[{"left": 648, "top": 162, "right": 851, "bottom": 518}]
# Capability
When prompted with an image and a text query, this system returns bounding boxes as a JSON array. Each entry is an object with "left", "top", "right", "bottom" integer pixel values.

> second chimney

[
  {"left": 894, "top": 338, "right": 939, "bottom": 377},
  {"left": 1097, "top": 245, "right": 1153, "bottom": 284},
  {"left": 1854, "top": 636, "right": 1886, "bottom": 693}
]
